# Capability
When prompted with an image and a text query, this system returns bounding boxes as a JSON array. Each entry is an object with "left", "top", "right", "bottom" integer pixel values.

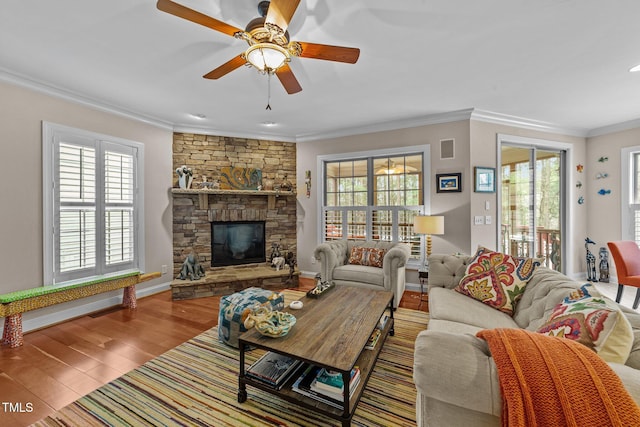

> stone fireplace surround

[{"left": 171, "top": 133, "right": 298, "bottom": 299}]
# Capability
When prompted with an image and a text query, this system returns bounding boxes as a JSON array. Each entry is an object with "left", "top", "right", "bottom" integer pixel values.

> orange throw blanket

[{"left": 477, "top": 328, "right": 640, "bottom": 427}]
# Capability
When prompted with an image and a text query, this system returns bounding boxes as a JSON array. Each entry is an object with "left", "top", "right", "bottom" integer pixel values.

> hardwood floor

[{"left": 0, "top": 278, "right": 427, "bottom": 426}]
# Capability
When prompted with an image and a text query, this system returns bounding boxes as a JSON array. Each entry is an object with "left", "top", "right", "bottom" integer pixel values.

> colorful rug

[{"left": 32, "top": 291, "right": 428, "bottom": 427}]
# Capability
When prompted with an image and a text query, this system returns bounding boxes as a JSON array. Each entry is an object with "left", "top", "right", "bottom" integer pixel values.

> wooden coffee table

[{"left": 238, "top": 286, "right": 394, "bottom": 427}]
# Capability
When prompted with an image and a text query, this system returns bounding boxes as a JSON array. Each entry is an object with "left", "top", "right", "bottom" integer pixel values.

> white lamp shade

[{"left": 413, "top": 215, "right": 445, "bottom": 235}]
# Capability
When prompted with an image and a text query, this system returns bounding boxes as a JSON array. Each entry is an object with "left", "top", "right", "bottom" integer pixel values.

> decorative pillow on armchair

[
  {"left": 537, "top": 284, "right": 633, "bottom": 364},
  {"left": 348, "top": 246, "right": 386, "bottom": 268},
  {"left": 454, "top": 246, "right": 541, "bottom": 316}
]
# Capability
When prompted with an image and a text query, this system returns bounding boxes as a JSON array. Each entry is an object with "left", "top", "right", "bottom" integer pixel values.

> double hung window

[
  {"left": 43, "top": 123, "right": 144, "bottom": 285},
  {"left": 321, "top": 148, "right": 428, "bottom": 263}
]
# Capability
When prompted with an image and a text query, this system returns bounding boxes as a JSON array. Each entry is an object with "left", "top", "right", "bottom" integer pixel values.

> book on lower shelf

[
  {"left": 365, "top": 314, "right": 390, "bottom": 350},
  {"left": 291, "top": 365, "right": 360, "bottom": 408},
  {"left": 246, "top": 352, "right": 303, "bottom": 389}
]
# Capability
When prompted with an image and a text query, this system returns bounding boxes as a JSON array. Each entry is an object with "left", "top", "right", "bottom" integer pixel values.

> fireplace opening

[{"left": 211, "top": 221, "right": 266, "bottom": 267}]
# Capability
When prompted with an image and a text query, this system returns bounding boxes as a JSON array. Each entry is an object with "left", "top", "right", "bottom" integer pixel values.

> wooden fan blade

[
  {"left": 265, "top": 0, "right": 301, "bottom": 34},
  {"left": 276, "top": 64, "right": 302, "bottom": 94},
  {"left": 157, "top": 0, "right": 242, "bottom": 37},
  {"left": 203, "top": 54, "right": 246, "bottom": 79},
  {"left": 297, "top": 42, "right": 360, "bottom": 64}
]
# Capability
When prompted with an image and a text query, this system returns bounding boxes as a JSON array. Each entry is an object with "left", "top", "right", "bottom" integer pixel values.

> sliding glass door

[{"left": 500, "top": 144, "right": 564, "bottom": 271}]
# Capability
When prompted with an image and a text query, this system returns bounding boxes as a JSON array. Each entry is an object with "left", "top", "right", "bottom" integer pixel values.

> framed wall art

[
  {"left": 436, "top": 173, "right": 462, "bottom": 193},
  {"left": 474, "top": 167, "right": 496, "bottom": 193}
]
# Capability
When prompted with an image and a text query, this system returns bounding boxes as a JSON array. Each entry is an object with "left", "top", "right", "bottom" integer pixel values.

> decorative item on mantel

[
  {"left": 280, "top": 174, "right": 293, "bottom": 192},
  {"left": 177, "top": 251, "right": 206, "bottom": 281},
  {"left": 176, "top": 165, "right": 193, "bottom": 189},
  {"left": 220, "top": 167, "right": 262, "bottom": 190}
]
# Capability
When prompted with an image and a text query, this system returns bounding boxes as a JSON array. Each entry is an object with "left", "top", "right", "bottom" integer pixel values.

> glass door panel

[{"left": 500, "top": 145, "right": 563, "bottom": 271}]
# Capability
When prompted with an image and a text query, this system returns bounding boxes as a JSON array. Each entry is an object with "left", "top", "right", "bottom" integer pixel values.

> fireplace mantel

[{"left": 172, "top": 188, "right": 295, "bottom": 209}]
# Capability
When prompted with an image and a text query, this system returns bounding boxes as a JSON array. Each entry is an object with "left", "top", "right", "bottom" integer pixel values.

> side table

[{"left": 418, "top": 270, "right": 429, "bottom": 306}]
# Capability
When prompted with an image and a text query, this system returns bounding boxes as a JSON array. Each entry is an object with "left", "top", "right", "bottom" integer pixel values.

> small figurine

[
  {"left": 585, "top": 238, "right": 597, "bottom": 282},
  {"left": 576, "top": 164, "right": 584, "bottom": 173},
  {"left": 599, "top": 247, "right": 610, "bottom": 283},
  {"left": 177, "top": 251, "right": 205, "bottom": 280},
  {"left": 272, "top": 256, "right": 285, "bottom": 271},
  {"left": 280, "top": 175, "right": 293, "bottom": 192}
]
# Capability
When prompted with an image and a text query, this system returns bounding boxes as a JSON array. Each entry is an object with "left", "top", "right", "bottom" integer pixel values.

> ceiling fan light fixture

[{"left": 245, "top": 43, "right": 289, "bottom": 73}]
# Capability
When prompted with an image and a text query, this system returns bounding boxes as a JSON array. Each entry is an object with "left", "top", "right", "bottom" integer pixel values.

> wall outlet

[
  {"left": 474, "top": 215, "right": 484, "bottom": 225},
  {"left": 161, "top": 264, "right": 168, "bottom": 274},
  {"left": 485, "top": 215, "right": 492, "bottom": 225}
]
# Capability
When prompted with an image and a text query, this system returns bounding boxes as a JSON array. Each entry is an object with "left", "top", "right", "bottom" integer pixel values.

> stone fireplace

[{"left": 171, "top": 133, "right": 298, "bottom": 300}]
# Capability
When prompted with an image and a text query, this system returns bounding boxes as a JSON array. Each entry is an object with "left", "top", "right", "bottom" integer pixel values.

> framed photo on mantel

[
  {"left": 436, "top": 173, "right": 462, "bottom": 193},
  {"left": 474, "top": 167, "right": 496, "bottom": 193}
]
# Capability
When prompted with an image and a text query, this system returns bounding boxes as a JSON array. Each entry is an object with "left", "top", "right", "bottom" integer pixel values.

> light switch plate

[
  {"left": 474, "top": 216, "right": 484, "bottom": 225},
  {"left": 485, "top": 215, "right": 492, "bottom": 225}
]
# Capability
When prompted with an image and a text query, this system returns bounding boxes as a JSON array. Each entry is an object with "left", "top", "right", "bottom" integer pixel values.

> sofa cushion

[
  {"left": 348, "top": 246, "right": 386, "bottom": 268},
  {"left": 454, "top": 247, "right": 541, "bottom": 316},
  {"left": 429, "top": 287, "right": 519, "bottom": 330},
  {"left": 332, "top": 264, "right": 385, "bottom": 286},
  {"left": 537, "top": 284, "right": 633, "bottom": 364}
]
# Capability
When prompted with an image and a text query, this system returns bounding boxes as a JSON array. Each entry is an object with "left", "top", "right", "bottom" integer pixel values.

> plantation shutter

[{"left": 56, "top": 140, "right": 97, "bottom": 281}]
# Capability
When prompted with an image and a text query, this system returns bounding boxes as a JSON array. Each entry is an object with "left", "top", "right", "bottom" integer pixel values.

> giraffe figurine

[{"left": 585, "top": 237, "right": 597, "bottom": 282}]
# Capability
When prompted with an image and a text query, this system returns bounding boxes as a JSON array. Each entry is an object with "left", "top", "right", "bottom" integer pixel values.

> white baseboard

[{"left": 2, "top": 281, "right": 171, "bottom": 334}]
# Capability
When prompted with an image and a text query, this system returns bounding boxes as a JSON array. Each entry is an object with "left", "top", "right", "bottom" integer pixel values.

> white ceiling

[{"left": 2, "top": 0, "right": 640, "bottom": 142}]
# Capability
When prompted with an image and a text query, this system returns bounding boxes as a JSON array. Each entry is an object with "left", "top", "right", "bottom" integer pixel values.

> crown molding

[
  {"left": 294, "top": 109, "right": 475, "bottom": 142},
  {"left": 6, "top": 66, "right": 635, "bottom": 141},
  {"left": 469, "top": 109, "right": 590, "bottom": 137},
  {"left": 0, "top": 67, "right": 174, "bottom": 131},
  {"left": 587, "top": 117, "right": 640, "bottom": 138}
]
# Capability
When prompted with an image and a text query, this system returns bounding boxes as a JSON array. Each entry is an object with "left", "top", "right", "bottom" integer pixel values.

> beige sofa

[
  {"left": 414, "top": 253, "right": 640, "bottom": 427},
  {"left": 313, "top": 240, "right": 410, "bottom": 309}
]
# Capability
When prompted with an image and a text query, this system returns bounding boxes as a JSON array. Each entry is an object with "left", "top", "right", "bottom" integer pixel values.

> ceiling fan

[{"left": 156, "top": 0, "right": 360, "bottom": 95}]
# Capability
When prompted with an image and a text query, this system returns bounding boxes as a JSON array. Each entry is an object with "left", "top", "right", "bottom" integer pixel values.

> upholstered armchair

[{"left": 313, "top": 240, "right": 411, "bottom": 308}]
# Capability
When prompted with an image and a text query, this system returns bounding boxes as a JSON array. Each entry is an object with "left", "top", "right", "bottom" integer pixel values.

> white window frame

[
  {"left": 621, "top": 145, "right": 640, "bottom": 242},
  {"left": 43, "top": 122, "right": 145, "bottom": 286},
  {"left": 317, "top": 144, "right": 431, "bottom": 270}
]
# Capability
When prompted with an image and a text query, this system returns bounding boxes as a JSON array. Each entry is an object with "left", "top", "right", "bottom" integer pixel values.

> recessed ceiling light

[
  {"left": 189, "top": 113, "right": 207, "bottom": 120},
  {"left": 261, "top": 121, "right": 277, "bottom": 127},
  {"left": 630, "top": 64, "right": 640, "bottom": 73}
]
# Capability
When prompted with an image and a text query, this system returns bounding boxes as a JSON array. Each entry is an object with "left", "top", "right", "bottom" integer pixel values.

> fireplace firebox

[{"left": 211, "top": 221, "right": 266, "bottom": 267}]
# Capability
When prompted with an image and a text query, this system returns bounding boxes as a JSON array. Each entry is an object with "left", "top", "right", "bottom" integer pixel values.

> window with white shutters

[
  {"left": 320, "top": 149, "right": 428, "bottom": 264},
  {"left": 43, "top": 123, "right": 144, "bottom": 286}
]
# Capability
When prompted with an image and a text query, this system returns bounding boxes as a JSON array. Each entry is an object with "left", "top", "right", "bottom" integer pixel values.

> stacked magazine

[
  {"left": 291, "top": 365, "right": 361, "bottom": 408},
  {"left": 246, "top": 352, "right": 303, "bottom": 390}
]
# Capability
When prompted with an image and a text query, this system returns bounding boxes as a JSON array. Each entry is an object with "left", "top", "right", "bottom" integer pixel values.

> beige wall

[
  {"left": 470, "top": 121, "right": 587, "bottom": 277},
  {"left": 0, "top": 81, "right": 173, "bottom": 330},
  {"left": 296, "top": 121, "right": 471, "bottom": 285},
  {"left": 586, "top": 127, "right": 640, "bottom": 278},
  {"left": 297, "top": 119, "right": 590, "bottom": 282}
]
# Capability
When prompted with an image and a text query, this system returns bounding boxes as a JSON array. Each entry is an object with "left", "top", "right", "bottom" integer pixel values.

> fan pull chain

[{"left": 266, "top": 73, "right": 272, "bottom": 110}]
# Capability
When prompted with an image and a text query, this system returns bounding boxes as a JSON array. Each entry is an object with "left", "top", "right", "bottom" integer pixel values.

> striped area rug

[{"left": 32, "top": 291, "right": 428, "bottom": 427}]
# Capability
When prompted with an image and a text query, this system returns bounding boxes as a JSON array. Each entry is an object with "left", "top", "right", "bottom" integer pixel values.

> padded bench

[{"left": 0, "top": 271, "right": 160, "bottom": 348}]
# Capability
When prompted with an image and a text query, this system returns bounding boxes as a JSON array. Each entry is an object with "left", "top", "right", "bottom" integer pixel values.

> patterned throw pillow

[
  {"left": 454, "top": 246, "right": 541, "bottom": 316},
  {"left": 348, "top": 247, "right": 386, "bottom": 268},
  {"left": 537, "top": 284, "right": 633, "bottom": 364}
]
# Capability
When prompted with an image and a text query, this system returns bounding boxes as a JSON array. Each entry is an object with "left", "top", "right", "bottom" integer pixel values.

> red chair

[{"left": 607, "top": 241, "right": 640, "bottom": 309}]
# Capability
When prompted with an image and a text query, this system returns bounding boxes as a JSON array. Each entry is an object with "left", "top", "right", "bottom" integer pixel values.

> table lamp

[{"left": 413, "top": 215, "right": 445, "bottom": 270}]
